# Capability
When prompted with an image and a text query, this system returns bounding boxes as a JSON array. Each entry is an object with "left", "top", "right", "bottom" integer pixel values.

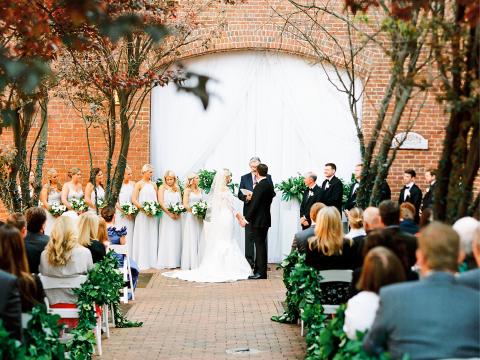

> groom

[{"left": 245, "top": 163, "right": 275, "bottom": 280}]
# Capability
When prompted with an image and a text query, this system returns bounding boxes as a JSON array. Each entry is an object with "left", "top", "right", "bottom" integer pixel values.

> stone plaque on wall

[{"left": 391, "top": 132, "right": 428, "bottom": 150}]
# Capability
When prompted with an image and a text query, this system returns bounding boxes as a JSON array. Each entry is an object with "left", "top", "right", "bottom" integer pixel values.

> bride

[{"left": 163, "top": 169, "right": 252, "bottom": 282}]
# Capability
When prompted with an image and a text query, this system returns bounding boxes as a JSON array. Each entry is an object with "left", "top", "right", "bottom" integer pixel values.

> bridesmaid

[
  {"left": 61, "top": 167, "right": 84, "bottom": 223},
  {"left": 181, "top": 172, "right": 203, "bottom": 270},
  {"left": 115, "top": 165, "right": 136, "bottom": 254},
  {"left": 157, "top": 170, "right": 183, "bottom": 269},
  {"left": 39, "top": 168, "right": 62, "bottom": 236},
  {"left": 85, "top": 167, "right": 105, "bottom": 213},
  {"left": 131, "top": 164, "right": 159, "bottom": 270}
]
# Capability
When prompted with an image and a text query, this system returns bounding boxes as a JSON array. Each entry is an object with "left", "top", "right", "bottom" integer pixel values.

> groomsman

[
  {"left": 238, "top": 157, "right": 273, "bottom": 269},
  {"left": 300, "top": 172, "right": 323, "bottom": 230},
  {"left": 345, "top": 164, "right": 362, "bottom": 210},
  {"left": 422, "top": 169, "right": 436, "bottom": 211},
  {"left": 320, "top": 163, "right": 344, "bottom": 213},
  {"left": 398, "top": 169, "right": 422, "bottom": 223}
]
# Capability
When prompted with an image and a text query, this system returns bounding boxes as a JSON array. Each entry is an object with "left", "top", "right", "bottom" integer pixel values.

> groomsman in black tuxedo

[
  {"left": 345, "top": 164, "right": 362, "bottom": 210},
  {"left": 398, "top": 169, "right": 422, "bottom": 223},
  {"left": 320, "top": 163, "right": 344, "bottom": 213},
  {"left": 300, "top": 172, "right": 323, "bottom": 229},
  {"left": 238, "top": 157, "right": 273, "bottom": 268},
  {"left": 422, "top": 169, "right": 436, "bottom": 211},
  {"left": 245, "top": 163, "right": 275, "bottom": 280}
]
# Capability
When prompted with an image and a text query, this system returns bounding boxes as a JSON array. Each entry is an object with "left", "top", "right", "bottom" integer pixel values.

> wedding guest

[
  {"left": 398, "top": 169, "right": 422, "bottom": 223},
  {"left": 181, "top": 172, "right": 204, "bottom": 270},
  {"left": 421, "top": 169, "right": 436, "bottom": 211},
  {"left": 24, "top": 207, "right": 49, "bottom": 273},
  {"left": 77, "top": 212, "right": 106, "bottom": 263},
  {"left": 364, "top": 222, "right": 480, "bottom": 359},
  {"left": 457, "top": 225, "right": 480, "bottom": 290},
  {"left": 300, "top": 172, "right": 323, "bottom": 229},
  {"left": 131, "top": 164, "right": 158, "bottom": 270},
  {"left": 320, "top": 163, "right": 343, "bottom": 214},
  {"left": 85, "top": 167, "right": 105, "bottom": 213},
  {"left": 292, "top": 202, "right": 325, "bottom": 252},
  {"left": 344, "top": 164, "right": 362, "bottom": 211},
  {"left": 157, "top": 170, "right": 183, "bottom": 269},
  {"left": 6, "top": 213, "right": 27, "bottom": 239},
  {"left": 419, "top": 207, "right": 433, "bottom": 230},
  {"left": 61, "top": 167, "right": 84, "bottom": 222},
  {"left": 40, "top": 217, "right": 93, "bottom": 306},
  {"left": 115, "top": 165, "right": 136, "bottom": 254},
  {"left": 399, "top": 202, "right": 419, "bottom": 235},
  {"left": 344, "top": 247, "right": 406, "bottom": 340},
  {"left": 97, "top": 217, "right": 109, "bottom": 247},
  {"left": 0, "top": 269, "right": 21, "bottom": 340},
  {"left": 346, "top": 207, "right": 366, "bottom": 267},
  {"left": 453, "top": 216, "right": 480, "bottom": 271},
  {"left": 40, "top": 168, "right": 62, "bottom": 235},
  {"left": 363, "top": 207, "right": 383, "bottom": 233}
]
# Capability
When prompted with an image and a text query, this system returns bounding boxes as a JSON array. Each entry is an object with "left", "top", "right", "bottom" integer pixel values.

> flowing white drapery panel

[{"left": 150, "top": 51, "right": 362, "bottom": 262}]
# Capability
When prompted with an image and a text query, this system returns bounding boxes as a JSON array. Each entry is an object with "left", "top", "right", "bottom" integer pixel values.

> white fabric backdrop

[{"left": 150, "top": 51, "right": 362, "bottom": 262}]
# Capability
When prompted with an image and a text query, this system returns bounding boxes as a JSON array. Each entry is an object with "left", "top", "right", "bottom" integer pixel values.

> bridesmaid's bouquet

[
  {"left": 120, "top": 202, "right": 139, "bottom": 216},
  {"left": 95, "top": 199, "right": 106, "bottom": 209},
  {"left": 142, "top": 201, "right": 162, "bottom": 217},
  {"left": 167, "top": 202, "right": 186, "bottom": 215},
  {"left": 191, "top": 200, "right": 208, "bottom": 220},
  {"left": 70, "top": 198, "right": 88, "bottom": 213},
  {"left": 49, "top": 202, "right": 67, "bottom": 217}
]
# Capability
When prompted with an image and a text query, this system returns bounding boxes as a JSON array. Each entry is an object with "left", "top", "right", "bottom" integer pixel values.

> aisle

[{"left": 100, "top": 267, "right": 305, "bottom": 359}]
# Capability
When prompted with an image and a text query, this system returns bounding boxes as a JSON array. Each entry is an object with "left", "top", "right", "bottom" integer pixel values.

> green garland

[
  {"left": 198, "top": 169, "right": 216, "bottom": 193},
  {"left": 0, "top": 319, "right": 24, "bottom": 359},
  {"left": 275, "top": 175, "right": 307, "bottom": 203}
]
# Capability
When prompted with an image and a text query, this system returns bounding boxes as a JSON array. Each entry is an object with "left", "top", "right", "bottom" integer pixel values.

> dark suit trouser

[
  {"left": 252, "top": 227, "right": 269, "bottom": 277},
  {"left": 244, "top": 224, "right": 255, "bottom": 268}
]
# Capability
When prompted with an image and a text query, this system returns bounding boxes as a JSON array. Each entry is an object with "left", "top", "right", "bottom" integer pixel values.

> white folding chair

[
  {"left": 39, "top": 274, "right": 103, "bottom": 356},
  {"left": 108, "top": 244, "right": 135, "bottom": 302}
]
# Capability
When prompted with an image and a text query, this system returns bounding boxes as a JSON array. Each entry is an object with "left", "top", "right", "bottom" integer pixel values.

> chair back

[
  {"left": 108, "top": 244, "right": 128, "bottom": 255},
  {"left": 39, "top": 274, "right": 87, "bottom": 290},
  {"left": 319, "top": 269, "right": 352, "bottom": 283}
]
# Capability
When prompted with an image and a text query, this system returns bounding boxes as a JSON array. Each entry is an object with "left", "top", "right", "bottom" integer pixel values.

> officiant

[
  {"left": 300, "top": 172, "right": 323, "bottom": 230},
  {"left": 238, "top": 157, "right": 273, "bottom": 269}
]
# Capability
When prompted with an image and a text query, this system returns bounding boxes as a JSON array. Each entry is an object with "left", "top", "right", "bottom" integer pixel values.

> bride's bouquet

[
  {"left": 167, "top": 202, "right": 186, "bottom": 215},
  {"left": 70, "top": 198, "right": 88, "bottom": 213},
  {"left": 191, "top": 200, "right": 208, "bottom": 220},
  {"left": 49, "top": 202, "right": 67, "bottom": 217},
  {"left": 120, "top": 202, "right": 139, "bottom": 216},
  {"left": 142, "top": 201, "right": 162, "bottom": 217}
]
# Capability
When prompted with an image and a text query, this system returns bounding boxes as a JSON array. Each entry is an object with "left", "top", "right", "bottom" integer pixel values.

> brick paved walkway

[{"left": 100, "top": 267, "right": 305, "bottom": 359}]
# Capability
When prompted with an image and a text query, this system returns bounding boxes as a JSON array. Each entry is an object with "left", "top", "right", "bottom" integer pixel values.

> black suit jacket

[
  {"left": 25, "top": 231, "right": 49, "bottom": 273},
  {"left": 421, "top": 181, "right": 436, "bottom": 210},
  {"left": 320, "top": 176, "right": 344, "bottom": 213},
  {"left": 379, "top": 181, "right": 392, "bottom": 202},
  {"left": 344, "top": 181, "right": 359, "bottom": 210},
  {"left": 398, "top": 183, "right": 422, "bottom": 221},
  {"left": 300, "top": 185, "right": 323, "bottom": 225},
  {"left": 0, "top": 270, "right": 22, "bottom": 341},
  {"left": 238, "top": 173, "right": 273, "bottom": 216},
  {"left": 245, "top": 178, "right": 275, "bottom": 228}
]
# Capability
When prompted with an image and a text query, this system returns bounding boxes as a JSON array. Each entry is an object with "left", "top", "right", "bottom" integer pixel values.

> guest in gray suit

[
  {"left": 364, "top": 222, "right": 480, "bottom": 360},
  {"left": 458, "top": 223, "right": 480, "bottom": 290},
  {"left": 0, "top": 270, "right": 22, "bottom": 341},
  {"left": 292, "top": 202, "right": 325, "bottom": 252}
]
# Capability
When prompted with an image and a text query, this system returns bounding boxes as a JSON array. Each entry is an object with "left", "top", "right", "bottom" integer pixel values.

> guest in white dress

[
  {"left": 131, "top": 164, "right": 159, "bottom": 270},
  {"left": 39, "top": 168, "right": 62, "bottom": 236},
  {"left": 85, "top": 167, "right": 105, "bottom": 214},
  {"left": 115, "top": 165, "right": 136, "bottom": 254},
  {"left": 157, "top": 170, "right": 183, "bottom": 269},
  {"left": 181, "top": 172, "right": 204, "bottom": 270},
  {"left": 344, "top": 246, "right": 406, "bottom": 340},
  {"left": 61, "top": 167, "right": 84, "bottom": 223}
]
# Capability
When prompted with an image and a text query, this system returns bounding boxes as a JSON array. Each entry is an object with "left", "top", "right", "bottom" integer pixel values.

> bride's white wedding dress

[{"left": 163, "top": 171, "right": 252, "bottom": 283}]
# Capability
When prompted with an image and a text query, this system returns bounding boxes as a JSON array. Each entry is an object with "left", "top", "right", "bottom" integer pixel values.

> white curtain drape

[{"left": 150, "top": 51, "right": 362, "bottom": 262}]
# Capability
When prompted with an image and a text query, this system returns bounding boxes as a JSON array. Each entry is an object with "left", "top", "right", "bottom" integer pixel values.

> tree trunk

[{"left": 34, "top": 96, "right": 49, "bottom": 204}]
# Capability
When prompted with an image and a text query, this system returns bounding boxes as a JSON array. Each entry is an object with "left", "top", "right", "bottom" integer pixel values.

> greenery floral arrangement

[
  {"left": 142, "top": 201, "right": 162, "bottom": 217},
  {"left": 70, "top": 198, "right": 88, "bottom": 213},
  {"left": 191, "top": 199, "right": 208, "bottom": 219},
  {"left": 275, "top": 175, "right": 308, "bottom": 202},
  {"left": 155, "top": 177, "right": 163, "bottom": 188},
  {"left": 198, "top": 169, "right": 216, "bottom": 193},
  {"left": 120, "top": 202, "right": 139, "bottom": 216},
  {"left": 167, "top": 202, "right": 186, "bottom": 215},
  {"left": 49, "top": 202, "right": 67, "bottom": 216},
  {"left": 340, "top": 173, "right": 355, "bottom": 207},
  {"left": 94, "top": 198, "right": 106, "bottom": 209}
]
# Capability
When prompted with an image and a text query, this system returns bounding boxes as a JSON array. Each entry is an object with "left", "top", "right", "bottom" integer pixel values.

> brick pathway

[{"left": 100, "top": 267, "right": 306, "bottom": 359}]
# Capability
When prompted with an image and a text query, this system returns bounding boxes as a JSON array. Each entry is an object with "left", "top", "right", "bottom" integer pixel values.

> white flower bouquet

[
  {"left": 120, "top": 202, "right": 139, "bottom": 216},
  {"left": 95, "top": 199, "right": 106, "bottom": 209},
  {"left": 70, "top": 198, "right": 88, "bottom": 213},
  {"left": 49, "top": 202, "right": 67, "bottom": 216},
  {"left": 191, "top": 200, "right": 208, "bottom": 220},
  {"left": 167, "top": 202, "right": 186, "bottom": 215},
  {"left": 142, "top": 201, "right": 162, "bottom": 217}
]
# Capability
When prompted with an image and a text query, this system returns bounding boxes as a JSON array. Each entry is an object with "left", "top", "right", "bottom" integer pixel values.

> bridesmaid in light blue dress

[
  {"left": 131, "top": 164, "right": 159, "bottom": 270},
  {"left": 181, "top": 172, "right": 204, "bottom": 270},
  {"left": 156, "top": 170, "right": 183, "bottom": 269},
  {"left": 40, "top": 168, "right": 63, "bottom": 236},
  {"left": 85, "top": 167, "right": 105, "bottom": 214},
  {"left": 115, "top": 166, "right": 136, "bottom": 255}
]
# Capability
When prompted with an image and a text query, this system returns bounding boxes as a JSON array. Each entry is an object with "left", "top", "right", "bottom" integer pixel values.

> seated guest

[
  {"left": 292, "top": 202, "right": 325, "bottom": 252},
  {"left": 345, "top": 207, "right": 366, "bottom": 267},
  {"left": 344, "top": 247, "right": 406, "bottom": 340},
  {"left": 399, "top": 202, "right": 419, "bottom": 235},
  {"left": 306, "top": 207, "right": 358, "bottom": 304},
  {"left": 457, "top": 224, "right": 480, "bottom": 290},
  {"left": 0, "top": 225, "right": 45, "bottom": 312},
  {"left": 364, "top": 222, "right": 480, "bottom": 359},
  {"left": 363, "top": 207, "right": 383, "bottom": 234},
  {"left": 24, "top": 207, "right": 49, "bottom": 273},
  {"left": 0, "top": 269, "right": 21, "bottom": 341},
  {"left": 453, "top": 216, "right": 480, "bottom": 271},
  {"left": 418, "top": 207, "right": 433, "bottom": 230},
  {"left": 77, "top": 212, "right": 106, "bottom": 263},
  {"left": 6, "top": 212, "right": 27, "bottom": 239},
  {"left": 39, "top": 217, "right": 93, "bottom": 305}
]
